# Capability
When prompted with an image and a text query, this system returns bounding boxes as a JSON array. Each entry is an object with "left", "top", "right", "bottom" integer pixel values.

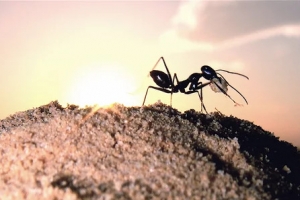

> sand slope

[{"left": 0, "top": 101, "right": 299, "bottom": 199}]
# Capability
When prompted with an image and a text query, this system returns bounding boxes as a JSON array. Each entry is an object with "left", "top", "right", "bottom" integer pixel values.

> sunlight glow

[{"left": 65, "top": 63, "right": 138, "bottom": 108}]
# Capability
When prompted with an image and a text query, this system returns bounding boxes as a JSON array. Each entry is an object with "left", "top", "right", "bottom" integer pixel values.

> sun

[{"left": 64, "top": 62, "right": 138, "bottom": 108}]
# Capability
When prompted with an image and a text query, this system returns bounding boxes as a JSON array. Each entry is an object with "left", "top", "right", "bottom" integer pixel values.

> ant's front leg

[
  {"left": 193, "top": 81, "right": 211, "bottom": 91},
  {"left": 209, "top": 79, "right": 242, "bottom": 105}
]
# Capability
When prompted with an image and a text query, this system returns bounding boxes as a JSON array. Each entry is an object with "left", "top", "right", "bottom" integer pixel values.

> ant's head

[{"left": 201, "top": 65, "right": 217, "bottom": 80}]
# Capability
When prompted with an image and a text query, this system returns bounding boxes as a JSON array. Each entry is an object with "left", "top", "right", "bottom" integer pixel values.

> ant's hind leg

[
  {"left": 152, "top": 57, "right": 173, "bottom": 83},
  {"left": 142, "top": 87, "right": 151, "bottom": 106},
  {"left": 142, "top": 86, "right": 172, "bottom": 106}
]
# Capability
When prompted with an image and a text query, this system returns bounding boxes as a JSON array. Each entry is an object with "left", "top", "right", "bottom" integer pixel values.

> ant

[
  {"left": 142, "top": 57, "right": 249, "bottom": 113},
  {"left": 142, "top": 57, "right": 205, "bottom": 110}
]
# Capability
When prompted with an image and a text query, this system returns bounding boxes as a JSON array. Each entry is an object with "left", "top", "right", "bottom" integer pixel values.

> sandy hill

[{"left": 0, "top": 101, "right": 299, "bottom": 200}]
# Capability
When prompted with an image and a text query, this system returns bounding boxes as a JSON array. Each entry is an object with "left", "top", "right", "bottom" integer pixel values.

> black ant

[
  {"left": 142, "top": 57, "right": 206, "bottom": 110},
  {"left": 142, "top": 57, "right": 249, "bottom": 113}
]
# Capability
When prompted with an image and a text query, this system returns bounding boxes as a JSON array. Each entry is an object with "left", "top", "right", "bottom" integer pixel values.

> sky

[{"left": 1, "top": 1, "right": 300, "bottom": 147}]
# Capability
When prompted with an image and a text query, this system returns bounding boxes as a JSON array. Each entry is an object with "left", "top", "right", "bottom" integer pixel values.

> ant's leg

[
  {"left": 198, "top": 80, "right": 243, "bottom": 107},
  {"left": 170, "top": 94, "right": 172, "bottom": 106},
  {"left": 195, "top": 81, "right": 210, "bottom": 89},
  {"left": 152, "top": 57, "right": 175, "bottom": 106},
  {"left": 169, "top": 73, "right": 178, "bottom": 106},
  {"left": 171, "top": 73, "right": 190, "bottom": 106},
  {"left": 210, "top": 80, "right": 241, "bottom": 105},
  {"left": 216, "top": 73, "right": 248, "bottom": 104},
  {"left": 160, "top": 57, "right": 177, "bottom": 106},
  {"left": 150, "top": 57, "right": 163, "bottom": 71},
  {"left": 193, "top": 89, "right": 208, "bottom": 114},
  {"left": 160, "top": 57, "right": 172, "bottom": 83},
  {"left": 189, "top": 82, "right": 212, "bottom": 113},
  {"left": 193, "top": 82, "right": 205, "bottom": 112},
  {"left": 151, "top": 57, "right": 173, "bottom": 82},
  {"left": 185, "top": 90, "right": 207, "bottom": 114},
  {"left": 198, "top": 89, "right": 208, "bottom": 114},
  {"left": 199, "top": 83, "right": 204, "bottom": 112},
  {"left": 173, "top": 73, "right": 180, "bottom": 84},
  {"left": 197, "top": 79, "right": 241, "bottom": 106},
  {"left": 173, "top": 73, "right": 191, "bottom": 93},
  {"left": 170, "top": 73, "right": 182, "bottom": 106},
  {"left": 142, "top": 86, "right": 172, "bottom": 106}
]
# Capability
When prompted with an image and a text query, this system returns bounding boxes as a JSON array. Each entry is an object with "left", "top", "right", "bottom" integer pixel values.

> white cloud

[
  {"left": 171, "top": 0, "right": 203, "bottom": 30},
  {"left": 219, "top": 24, "right": 300, "bottom": 50},
  {"left": 159, "top": 1, "right": 300, "bottom": 54},
  {"left": 159, "top": 23, "right": 300, "bottom": 54}
]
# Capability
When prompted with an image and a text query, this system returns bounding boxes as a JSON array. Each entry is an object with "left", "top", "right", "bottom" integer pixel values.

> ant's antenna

[
  {"left": 215, "top": 69, "right": 249, "bottom": 80},
  {"left": 216, "top": 73, "right": 248, "bottom": 104}
]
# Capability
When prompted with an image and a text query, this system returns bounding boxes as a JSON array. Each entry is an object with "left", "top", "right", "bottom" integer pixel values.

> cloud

[
  {"left": 159, "top": 29, "right": 214, "bottom": 54},
  {"left": 159, "top": 0, "right": 300, "bottom": 53},
  {"left": 171, "top": 0, "right": 202, "bottom": 30},
  {"left": 218, "top": 24, "right": 300, "bottom": 50}
]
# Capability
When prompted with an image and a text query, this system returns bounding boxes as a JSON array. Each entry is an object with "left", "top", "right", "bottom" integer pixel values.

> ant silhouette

[
  {"left": 142, "top": 57, "right": 249, "bottom": 113},
  {"left": 142, "top": 57, "right": 205, "bottom": 110}
]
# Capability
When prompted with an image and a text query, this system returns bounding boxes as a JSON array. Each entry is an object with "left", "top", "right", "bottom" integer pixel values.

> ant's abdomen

[{"left": 150, "top": 70, "right": 171, "bottom": 88}]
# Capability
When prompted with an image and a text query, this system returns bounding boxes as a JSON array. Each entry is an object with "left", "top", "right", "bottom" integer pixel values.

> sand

[{"left": 0, "top": 101, "right": 299, "bottom": 199}]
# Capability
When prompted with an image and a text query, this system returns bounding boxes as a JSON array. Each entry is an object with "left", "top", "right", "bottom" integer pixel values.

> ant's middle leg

[
  {"left": 185, "top": 90, "right": 208, "bottom": 114},
  {"left": 170, "top": 73, "right": 194, "bottom": 106},
  {"left": 170, "top": 73, "right": 183, "bottom": 106}
]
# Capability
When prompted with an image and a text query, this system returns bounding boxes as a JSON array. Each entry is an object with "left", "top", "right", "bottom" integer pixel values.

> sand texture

[{"left": 0, "top": 101, "right": 299, "bottom": 200}]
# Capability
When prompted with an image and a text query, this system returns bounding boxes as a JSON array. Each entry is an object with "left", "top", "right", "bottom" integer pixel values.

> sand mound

[{"left": 0, "top": 101, "right": 299, "bottom": 199}]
